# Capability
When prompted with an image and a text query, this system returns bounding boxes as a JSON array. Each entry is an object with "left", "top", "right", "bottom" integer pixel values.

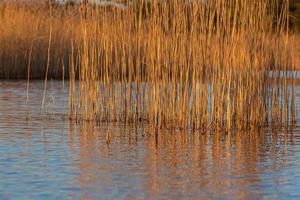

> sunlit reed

[{"left": 0, "top": 0, "right": 297, "bottom": 131}]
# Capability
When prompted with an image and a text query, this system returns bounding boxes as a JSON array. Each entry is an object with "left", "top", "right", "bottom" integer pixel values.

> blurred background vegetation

[{"left": 290, "top": 0, "right": 300, "bottom": 31}]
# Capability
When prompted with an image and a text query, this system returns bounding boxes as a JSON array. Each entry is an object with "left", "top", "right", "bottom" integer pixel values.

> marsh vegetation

[{"left": 0, "top": 0, "right": 298, "bottom": 131}]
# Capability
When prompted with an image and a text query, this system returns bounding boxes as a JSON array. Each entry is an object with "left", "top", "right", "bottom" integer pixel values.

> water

[{"left": 1, "top": 80, "right": 300, "bottom": 199}]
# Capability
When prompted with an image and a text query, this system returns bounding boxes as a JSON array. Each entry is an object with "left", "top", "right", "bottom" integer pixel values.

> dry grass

[
  {"left": 0, "top": 2, "right": 80, "bottom": 79},
  {"left": 0, "top": 0, "right": 297, "bottom": 131},
  {"left": 293, "top": 35, "right": 300, "bottom": 69}
]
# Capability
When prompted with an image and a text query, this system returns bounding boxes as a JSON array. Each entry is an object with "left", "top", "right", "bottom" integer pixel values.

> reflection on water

[{"left": 1, "top": 80, "right": 300, "bottom": 199}]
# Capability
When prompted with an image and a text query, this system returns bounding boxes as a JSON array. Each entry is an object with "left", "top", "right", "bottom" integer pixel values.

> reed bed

[{"left": 0, "top": 0, "right": 297, "bottom": 131}]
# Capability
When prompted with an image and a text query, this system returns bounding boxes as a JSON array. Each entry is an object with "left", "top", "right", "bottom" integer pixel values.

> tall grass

[{"left": 0, "top": 0, "right": 297, "bottom": 130}]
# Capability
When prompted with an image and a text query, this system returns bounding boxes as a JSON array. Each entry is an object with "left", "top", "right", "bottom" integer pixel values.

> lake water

[{"left": 1, "top": 80, "right": 300, "bottom": 199}]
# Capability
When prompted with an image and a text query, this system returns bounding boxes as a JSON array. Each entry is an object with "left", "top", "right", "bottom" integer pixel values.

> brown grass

[
  {"left": 0, "top": 0, "right": 297, "bottom": 131},
  {"left": 293, "top": 35, "right": 300, "bottom": 69}
]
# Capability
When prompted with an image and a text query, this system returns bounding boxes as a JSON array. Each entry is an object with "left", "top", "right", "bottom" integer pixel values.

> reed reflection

[{"left": 68, "top": 123, "right": 296, "bottom": 199}]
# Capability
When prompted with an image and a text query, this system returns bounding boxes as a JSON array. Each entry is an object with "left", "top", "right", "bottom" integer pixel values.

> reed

[{"left": 0, "top": 0, "right": 297, "bottom": 131}]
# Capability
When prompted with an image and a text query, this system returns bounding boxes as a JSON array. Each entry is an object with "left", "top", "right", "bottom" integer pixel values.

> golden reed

[{"left": 0, "top": 0, "right": 297, "bottom": 131}]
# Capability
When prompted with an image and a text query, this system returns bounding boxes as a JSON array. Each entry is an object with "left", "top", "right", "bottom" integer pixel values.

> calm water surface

[{"left": 1, "top": 80, "right": 300, "bottom": 199}]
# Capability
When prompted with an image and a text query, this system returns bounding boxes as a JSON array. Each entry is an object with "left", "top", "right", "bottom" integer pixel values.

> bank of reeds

[{"left": 0, "top": 0, "right": 297, "bottom": 131}]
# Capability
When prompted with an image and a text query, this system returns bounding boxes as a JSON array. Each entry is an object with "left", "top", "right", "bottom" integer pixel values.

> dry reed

[{"left": 0, "top": 0, "right": 297, "bottom": 131}]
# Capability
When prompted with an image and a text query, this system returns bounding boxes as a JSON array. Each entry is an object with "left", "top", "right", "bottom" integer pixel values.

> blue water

[{"left": 1, "top": 81, "right": 300, "bottom": 199}]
